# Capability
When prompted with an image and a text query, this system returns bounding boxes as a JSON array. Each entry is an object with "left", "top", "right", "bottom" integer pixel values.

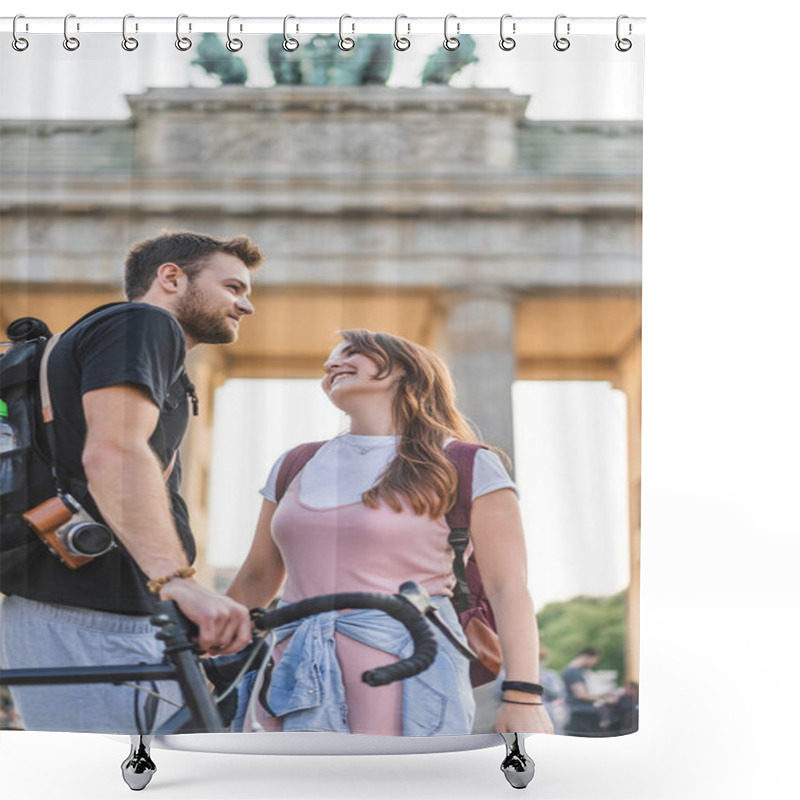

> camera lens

[{"left": 63, "top": 522, "right": 115, "bottom": 557}]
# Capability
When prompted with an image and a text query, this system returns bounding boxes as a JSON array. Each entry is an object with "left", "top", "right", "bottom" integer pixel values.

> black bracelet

[
  {"left": 501, "top": 680, "right": 545, "bottom": 696},
  {"left": 502, "top": 699, "right": 543, "bottom": 706}
]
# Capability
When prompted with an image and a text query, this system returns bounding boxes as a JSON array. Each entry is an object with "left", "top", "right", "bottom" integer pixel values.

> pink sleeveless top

[
  {"left": 246, "top": 472, "right": 462, "bottom": 734},
  {"left": 272, "top": 473, "right": 457, "bottom": 603}
]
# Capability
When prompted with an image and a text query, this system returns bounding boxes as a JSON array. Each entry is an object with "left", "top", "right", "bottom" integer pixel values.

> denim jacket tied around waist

[{"left": 253, "top": 595, "right": 475, "bottom": 736}]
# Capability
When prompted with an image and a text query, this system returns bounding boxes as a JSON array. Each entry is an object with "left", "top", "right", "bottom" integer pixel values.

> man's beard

[{"left": 175, "top": 283, "right": 236, "bottom": 345}]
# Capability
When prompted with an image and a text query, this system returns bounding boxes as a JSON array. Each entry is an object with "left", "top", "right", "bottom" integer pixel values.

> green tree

[{"left": 537, "top": 591, "right": 627, "bottom": 680}]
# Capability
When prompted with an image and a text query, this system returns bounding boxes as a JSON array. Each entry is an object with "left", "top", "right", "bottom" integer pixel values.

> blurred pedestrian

[
  {"left": 561, "top": 647, "right": 605, "bottom": 736},
  {"left": 607, "top": 680, "right": 639, "bottom": 734}
]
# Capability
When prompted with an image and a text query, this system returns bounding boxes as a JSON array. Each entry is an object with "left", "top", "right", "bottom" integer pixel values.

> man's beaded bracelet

[
  {"left": 501, "top": 680, "right": 545, "bottom": 696},
  {"left": 146, "top": 567, "right": 196, "bottom": 595}
]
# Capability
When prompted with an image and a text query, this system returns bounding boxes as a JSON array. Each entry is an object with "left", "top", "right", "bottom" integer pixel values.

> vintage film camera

[{"left": 23, "top": 493, "right": 116, "bottom": 569}]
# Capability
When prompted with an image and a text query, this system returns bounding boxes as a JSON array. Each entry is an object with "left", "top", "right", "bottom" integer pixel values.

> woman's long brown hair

[{"left": 338, "top": 329, "right": 482, "bottom": 518}]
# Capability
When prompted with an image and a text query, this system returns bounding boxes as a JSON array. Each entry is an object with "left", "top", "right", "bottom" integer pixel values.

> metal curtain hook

[
  {"left": 339, "top": 14, "right": 355, "bottom": 51},
  {"left": 282, "top": 15, "right": 299, "bottom": 51},
  {"left": 63, "top": 14, "right": 80, "bottom": 51},
  {"left": 12, "top": 14, "right": 29, "bottom": 51},
  {"left": 615, "top": 15, "right": 632, "bottom": 51},
  {"left": 226, "top": 15, "right": 243, "bottom": 51},
  {"left": 443, "top": 14, "right": 460, "bottom": 51},
  {"left": 499, "top": 14, "right": 516, "bottom": 51},
  {"left": 176, "top": 14, "right": 192, "bottom": 51},
  {"left": 122, "top": 14, "right": 139, "bottom": 51},
  {"left": 394, "top": 14, "right": 411, "bottom": 51},
  {"left": 553, "top": 14, "right": 571, "bottom": 52}
]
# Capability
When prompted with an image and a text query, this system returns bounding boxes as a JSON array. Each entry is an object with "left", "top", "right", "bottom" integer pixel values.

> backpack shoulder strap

[
  {"left": 39, "top": 303, "right": 135, "bottom": 425},
  {"left": 275, "top": 441, "right": 328, "bottom": 503},
  {"left": 444, "top": 440, "right": 488, "bottom": 530},
  {"left": 39, "top": 332, "right": 63, "bottom": 425},
  {"left": 444, "top": 441, "right": 488, "bottom": 611}
]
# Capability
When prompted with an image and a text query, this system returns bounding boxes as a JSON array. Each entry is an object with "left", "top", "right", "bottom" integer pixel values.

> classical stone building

[{"left": 0, "top": 85, "right": 641, "bottom": 678}]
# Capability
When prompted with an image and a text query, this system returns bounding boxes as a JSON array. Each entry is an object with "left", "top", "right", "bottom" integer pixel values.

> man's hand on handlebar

[{"left": 159, "top": 578, "right": 252, "bottom": 656}]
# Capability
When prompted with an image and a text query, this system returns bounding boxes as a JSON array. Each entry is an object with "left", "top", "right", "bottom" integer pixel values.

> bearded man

[{"left": 0, "top": 230, "right": 264, "bottom": 733}]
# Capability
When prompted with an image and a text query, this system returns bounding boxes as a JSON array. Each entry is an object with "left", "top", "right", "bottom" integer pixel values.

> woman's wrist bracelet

[
  {"left": 502, "top": 699, "right": 543, "bottom": 706},
  {"left": 146, "top": 566, "right": 196, "bottom": 595},
  {"left": 501, "top": 680, "right": 545, "bottom": 696}
]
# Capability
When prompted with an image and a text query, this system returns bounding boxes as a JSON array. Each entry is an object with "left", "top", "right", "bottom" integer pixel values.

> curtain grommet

[
  {"left": 615, "top": 15, "right": 633, "bottom": 52},
  {"left": 338, "top": 15, "right": 355, "bottom": 51},
  {"left": 499, "top": 14, "right": 516, "bottom": 51},
  {"left": 12, "top": 14, "right": 29, "bottom": 51},
  {"left": 175, "top": 14, "right": 192, "bottom": 51},
  {"left": 282, "top": 15, "right": 299, "bottom": 52},
  {"left": 553, "top": 15, "right": 571, "bottom": 52},
  {"left": 226, "top": 15, "right": 243, "bottom": 52},
  {"left": 443, "top": 14, "right": 460, "bottom": 51},
  {"left": 394, "top": 15, "right": 411, "bottom": 51},
  {"left": 121, "top": 14, "right": 139, "bottom": 51},
  {"left": 63, "top": 14, "right": 80, "bottom": 51}
]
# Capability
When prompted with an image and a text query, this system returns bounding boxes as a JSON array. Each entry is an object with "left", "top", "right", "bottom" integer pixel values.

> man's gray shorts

[{"left": 0, "top": 595, "right": 183, "bottom": 733}]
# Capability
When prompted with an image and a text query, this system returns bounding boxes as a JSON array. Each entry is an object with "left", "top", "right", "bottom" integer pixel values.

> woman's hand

[
  {"left": 494, "top": 702, "right": 554, "bottom": 734},
  {"left": 494, "top": 702, "right": 554, "bottom": 735}
]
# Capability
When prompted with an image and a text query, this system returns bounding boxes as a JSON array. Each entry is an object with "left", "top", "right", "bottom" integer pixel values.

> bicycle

[{"left": 0, "top": 581, "right": 535, "bottom": 790}]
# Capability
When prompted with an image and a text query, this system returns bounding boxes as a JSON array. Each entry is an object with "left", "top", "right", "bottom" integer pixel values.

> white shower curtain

[{"left": 1, "top": 4, "right": 649, "bottom": 795}]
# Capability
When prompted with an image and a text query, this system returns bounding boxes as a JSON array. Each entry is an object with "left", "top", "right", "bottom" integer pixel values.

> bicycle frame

[{"left": 0, "top": 582, "right": 448, "bottom": 734}]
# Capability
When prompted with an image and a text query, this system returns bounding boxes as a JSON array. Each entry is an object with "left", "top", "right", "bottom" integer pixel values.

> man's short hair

[
  {"left": 577, "top": 647, "right": 601, "bottom": 658},
  {"left": 124, "top": 230, "right": 264, "bottom": 300}
]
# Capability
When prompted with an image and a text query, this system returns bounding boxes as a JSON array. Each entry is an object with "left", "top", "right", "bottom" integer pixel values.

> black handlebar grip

[
  {"left": 252, "top": 590, "right": 438, "bottom": 686},
  {"left": 361, "top": 607, "right": 438, "bottom": 686},
  {"left": 151, "top": 599, "right": 199, "bottom": 639}
]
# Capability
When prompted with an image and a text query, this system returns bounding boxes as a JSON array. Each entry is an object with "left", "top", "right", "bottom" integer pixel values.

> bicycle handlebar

[{"left": 249, "top": 588, "right": 438, "bottom": 687}]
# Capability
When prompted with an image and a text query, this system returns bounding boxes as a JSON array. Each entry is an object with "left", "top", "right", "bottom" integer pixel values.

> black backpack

[{"left": 0, "top": 317, "right": 60, "bottom": 586}]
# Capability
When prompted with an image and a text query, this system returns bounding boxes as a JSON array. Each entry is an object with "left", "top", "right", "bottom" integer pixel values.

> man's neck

[{"left": 133, "top": 296, "right": 194, "bottom": 349}]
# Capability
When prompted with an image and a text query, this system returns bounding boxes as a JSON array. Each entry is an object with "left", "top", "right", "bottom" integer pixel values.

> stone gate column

[{"left": 436, "top": 286, "right": 518, "bottom": 469}]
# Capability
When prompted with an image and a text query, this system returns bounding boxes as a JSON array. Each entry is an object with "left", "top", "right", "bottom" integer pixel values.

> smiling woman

[{"left": 224, "top": 329, "right": 553, "bottom": 737}]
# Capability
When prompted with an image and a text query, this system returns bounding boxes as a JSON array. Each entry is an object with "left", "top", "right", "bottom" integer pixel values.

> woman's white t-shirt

[{"left": 260, "top": 434, "right": 516, "bottom": 509}]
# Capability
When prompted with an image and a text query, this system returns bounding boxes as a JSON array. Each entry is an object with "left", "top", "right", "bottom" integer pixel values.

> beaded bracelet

[{"left": 146, "top": 566, "right": 196, "bottom": 595}]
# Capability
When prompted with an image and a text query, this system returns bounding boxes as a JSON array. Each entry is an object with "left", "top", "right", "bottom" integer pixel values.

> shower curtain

[{"left": 0, "top": 12, "right": 644, "bottom": 756}]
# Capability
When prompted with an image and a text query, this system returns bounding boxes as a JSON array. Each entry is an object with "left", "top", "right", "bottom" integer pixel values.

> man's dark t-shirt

[{"left": 5, "top": 303, "right": 196, "bottom": 615}]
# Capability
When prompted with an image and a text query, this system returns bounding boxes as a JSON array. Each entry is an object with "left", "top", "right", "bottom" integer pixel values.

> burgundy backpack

[{"left": 274, "top": 439, "right": 502, "bottom": 687}]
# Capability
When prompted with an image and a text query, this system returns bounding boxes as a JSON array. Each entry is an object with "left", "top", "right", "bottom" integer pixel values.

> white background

[{"left": 2, "top": 2, "right": 799, "bottom": 800}]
